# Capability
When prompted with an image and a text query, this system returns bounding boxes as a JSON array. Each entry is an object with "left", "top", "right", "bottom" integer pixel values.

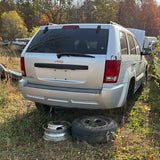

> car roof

[
  {"left": 39, "top": 23, "right": 133, "bottom": 35},
  {"left": 39, "top": 24, "right": 110, "bottom": 30}
]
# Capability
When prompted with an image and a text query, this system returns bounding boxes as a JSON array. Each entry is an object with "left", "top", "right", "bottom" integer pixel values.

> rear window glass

[
  {"left": 127, "top": 34, "right": 136, "bottom": 55},
  {"left": 134, "top": 38, "right": 141, "bottom": 55},
  {"left": 120, "top": 31, "right": 128, "bottom": 55},
  {"left": 27, "top": 28, "right": 109, "bottom": 54}
]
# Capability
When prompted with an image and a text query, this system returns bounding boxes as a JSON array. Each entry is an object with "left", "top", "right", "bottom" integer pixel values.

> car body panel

[
  {"left": 24, "top": 53, "right": 106, "bottom": 89},
  {"left": 20, "top": 79, "right": 127, "bottom": 109}
]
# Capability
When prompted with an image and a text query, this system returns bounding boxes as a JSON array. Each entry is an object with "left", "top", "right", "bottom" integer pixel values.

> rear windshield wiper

[{"left": 57, "top": 53, "right": 95, "bottom": 59}]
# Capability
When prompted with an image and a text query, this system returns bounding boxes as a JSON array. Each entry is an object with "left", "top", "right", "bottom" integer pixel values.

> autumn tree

[
  {"left": 136, "top": 0, "right": 160, "bottom": 36},
  {"left": 29, "top": 26, "right": 39, "bottom": 38},
  {"left": 1, "top": 11, "right": 28, "bottom": 43},
  {"left": 39, "top": 0, "right": 64, "bottom": 24},
  {"left": 79, "top": 0, "right": 95, "bottom": 23},
  {"left": 117, "top": 0, "right": 137, "bottom": 27},
  {"left": 0, "top": 0, "right": 17, "bottom": 33},
  {"left": 63, "top": 0, "right": 75, "bottom": 23},
  {"left": 0, "top": 0, "right": 160, "bottom": 37},
  {"left": 39, "top": 14, "right": 50, "bottom": 25},
  {"left": 92, "top": 0, "right": 118, "bottom": 23},
  {"left": 15, "top": 0, "right": 41, "bottom": 31}
]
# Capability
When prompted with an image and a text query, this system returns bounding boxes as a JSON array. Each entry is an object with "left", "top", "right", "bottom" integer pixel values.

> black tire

[
  {"left": 127, "top": 78, "right": 135, "bottom": 98},
  {"left": 35, "top": 102, "right": 51, "bottom": 113},
  {"left": 119, "top": 79, "right": 135, "bottom": 114},
  {"left": 120, "top": 99, "right": 127, "bottom": 115},
  {"left": 72, "top": 116, "right": 118, "bottom": 144},
  {"left": 0, "top": 69, "right": 6, "bottom": 80}
]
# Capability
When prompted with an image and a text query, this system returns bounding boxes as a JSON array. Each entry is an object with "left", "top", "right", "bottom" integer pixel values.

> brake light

[
  {"left": 62, "top": 25, "right": 79, "bottom": 29},
  {"left": 21, "top": 57, "right": 26, "bottom": 77},
  {"left": 103, "top": 60, "right": 121, "bottom": 83}
]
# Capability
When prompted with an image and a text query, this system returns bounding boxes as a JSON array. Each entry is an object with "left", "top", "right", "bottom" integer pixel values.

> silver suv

[{"left": 20, "top": 22, "right": 147, "bottom": 111}]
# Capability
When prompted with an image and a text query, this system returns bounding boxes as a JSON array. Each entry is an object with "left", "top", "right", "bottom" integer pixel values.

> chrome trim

[
  {"left": 39, "top": 78, "right": 85, "bottom": 84},
  {"left": 43, "top": 121, "right": 71, "bottom": 141},
  {"left": 48, "top": 98, "right": 68, "bottom": 103},
  {"left": 71, "top": 100, "right": 98, "bottom": 105},
  {"left": 26, "top": 95, "right": 44, "bottom": 100}
]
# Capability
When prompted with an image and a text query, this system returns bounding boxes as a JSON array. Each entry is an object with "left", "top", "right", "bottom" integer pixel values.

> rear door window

[
  {"left": 127, "top": 34, "right": 136, "bottom": 55},
  {"left": 27, "top": 28, "right": 109, "bottom": 55},
  {"left": 120, "top": 31, "right": 128, "bottom": 55},
  {"left": 134, "top": 38, "right": 141, "bottom": 55}
]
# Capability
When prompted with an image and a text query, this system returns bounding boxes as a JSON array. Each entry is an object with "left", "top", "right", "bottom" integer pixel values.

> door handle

[{"left": 132, "top": 62, "right": 136, "bottom": 65}]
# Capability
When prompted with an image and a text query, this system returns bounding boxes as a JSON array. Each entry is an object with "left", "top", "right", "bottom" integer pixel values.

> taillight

[
  {"left": 62, "top": 25, "right": 79, "bottom": 29},
  {"left": 21, "top": 57, "right": 26, "bottom": 77},
  {"left": 103, "top": 60, "right": 121, "bottom": 83}
]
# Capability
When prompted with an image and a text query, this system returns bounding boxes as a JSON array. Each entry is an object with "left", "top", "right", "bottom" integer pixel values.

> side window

[
  {"left": 120, "top": 32, "right": 128, "bottom": 55},
  {"left": 127, "top": 34, "right": 136, "bottom": 55},
  {"left": 134, "top": 38, "right": 141, "bottom": 55}
]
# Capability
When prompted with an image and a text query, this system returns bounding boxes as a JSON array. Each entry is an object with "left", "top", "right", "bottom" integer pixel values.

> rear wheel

[
  {"left": 127, "top": 78, "right": 135, "bottom": 98},
  {"left": 35, "top": 102, "right": 51, "bottom": 113},
  {"left": 142, "top": 70, "right": 147, "bottom": 88},
  {"left": 119, "top": 78, "right": 135, "bottom": 115},
  {"left": 120, "top": 99, "right": 127, "bottom": 113}
]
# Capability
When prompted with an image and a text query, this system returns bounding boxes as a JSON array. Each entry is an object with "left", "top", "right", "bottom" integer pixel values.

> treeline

[{"left": 0, "top": 0, "right": 160, "bottom": 37}]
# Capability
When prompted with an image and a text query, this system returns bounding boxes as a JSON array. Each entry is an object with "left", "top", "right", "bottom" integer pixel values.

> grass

[
  {"left": 0, "top": 48, "right": 160, "bottom": 159},
  {"left": 0, "top": 46, "right": 21, "bottom": 72},
  {"left": 154, "top": 54, "right": 160, "bottom": 78}
]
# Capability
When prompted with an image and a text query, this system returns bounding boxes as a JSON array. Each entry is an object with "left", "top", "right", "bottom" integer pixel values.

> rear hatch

[{"left": 24, "top": 25, "right": 109, "bottom": 90}]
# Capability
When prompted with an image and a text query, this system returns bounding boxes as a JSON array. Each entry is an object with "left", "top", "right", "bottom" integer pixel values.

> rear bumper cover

[{"left": 20, "top": 79, "right": 128, "bottom": 109}]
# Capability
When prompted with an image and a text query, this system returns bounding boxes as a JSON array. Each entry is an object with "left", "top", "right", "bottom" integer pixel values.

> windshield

[{"left": 27, "top": 28, "right": 109, "bottom": 54}]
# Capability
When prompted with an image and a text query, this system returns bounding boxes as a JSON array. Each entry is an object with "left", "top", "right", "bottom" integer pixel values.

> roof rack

[
  {"left": 47, "top": 23, "right": 57, "bottom": 25},
  {"left": 107, "top": 21, "right": 123, "bottom": 27}
]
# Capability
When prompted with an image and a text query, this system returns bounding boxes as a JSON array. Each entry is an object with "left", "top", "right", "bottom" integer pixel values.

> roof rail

[
  {"left": 107, "top": 21, "right": 123, "bottom": 27},
  {"left": 47, "top": 23, "right": 57, "bottom": 25}
]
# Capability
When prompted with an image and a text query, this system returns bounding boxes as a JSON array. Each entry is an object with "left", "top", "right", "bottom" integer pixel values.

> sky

[{"left": 156, "top": 0, "right": 160, "bottom": 6}]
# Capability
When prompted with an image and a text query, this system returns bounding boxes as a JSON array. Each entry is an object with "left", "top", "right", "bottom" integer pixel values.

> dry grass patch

[{"left": 0, "top": 46, "right": 21, "bottom": 72}]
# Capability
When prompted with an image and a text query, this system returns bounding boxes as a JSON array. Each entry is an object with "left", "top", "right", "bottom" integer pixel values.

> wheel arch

[{"left": 128, "top": 77, "right": 136, "bottom": 96}]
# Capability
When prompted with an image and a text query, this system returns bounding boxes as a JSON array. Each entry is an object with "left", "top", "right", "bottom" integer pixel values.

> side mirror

[{"left": 141, "top": 48, "right": 151, "bottom": 55}]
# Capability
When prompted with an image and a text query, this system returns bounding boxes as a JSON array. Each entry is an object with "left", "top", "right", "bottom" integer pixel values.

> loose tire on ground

[
  {"left": 43, "top": 121, "right": 71, "bottom": 141},
  {"left": 72, "top": 116, "right": 118, "bottom": 144}
]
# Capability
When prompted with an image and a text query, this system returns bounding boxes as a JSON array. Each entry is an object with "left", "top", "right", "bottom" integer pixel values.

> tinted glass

[
  {"left": 120, "top": 32, "right": 128, "bottom": 55},
  {"left": 27, "top": 28, "right": 109, "bottom": 54},
  {"left": 128, "top": 34, "right": 136, "bottom": 55},
  {"left": 134, "top": 38, "right": 141, "bottom": 55}
]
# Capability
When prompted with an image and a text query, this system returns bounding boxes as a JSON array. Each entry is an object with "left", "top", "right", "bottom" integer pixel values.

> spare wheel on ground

[{"left": 72, "top": 116, "right": 118, "bottom": 144}]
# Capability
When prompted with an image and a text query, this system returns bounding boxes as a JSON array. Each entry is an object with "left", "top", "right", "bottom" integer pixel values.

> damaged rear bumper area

[{"left": 20, "top": 79, "right": 128, "bottom": 109}]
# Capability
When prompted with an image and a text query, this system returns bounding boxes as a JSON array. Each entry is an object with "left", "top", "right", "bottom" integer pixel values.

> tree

[
  {"left": 83, "top": 0, "right": 95, "bottom": 23},
  {"left": 39, "top": 14, "right": 50, "bottom": 25},
  {"left": 92, "top": 0, "right": 118, "bottom": 23},
  {"left": 29, "top": 26, "right": 39, "bottom": 38},
  {"left": 136, "top": 0, "right": 160, "bottom": 36},
  {"left": 0, "top": 0, "right": 17, "bottom": 33},
  {"left": 117, "top": 0, "right": 137, "bottom": 27},
  {"left": 16, "top": 0, "right": 41, "bottom": 31},
  {"left": 1, "top": 11, "right": 28, "bottom": 42}
]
